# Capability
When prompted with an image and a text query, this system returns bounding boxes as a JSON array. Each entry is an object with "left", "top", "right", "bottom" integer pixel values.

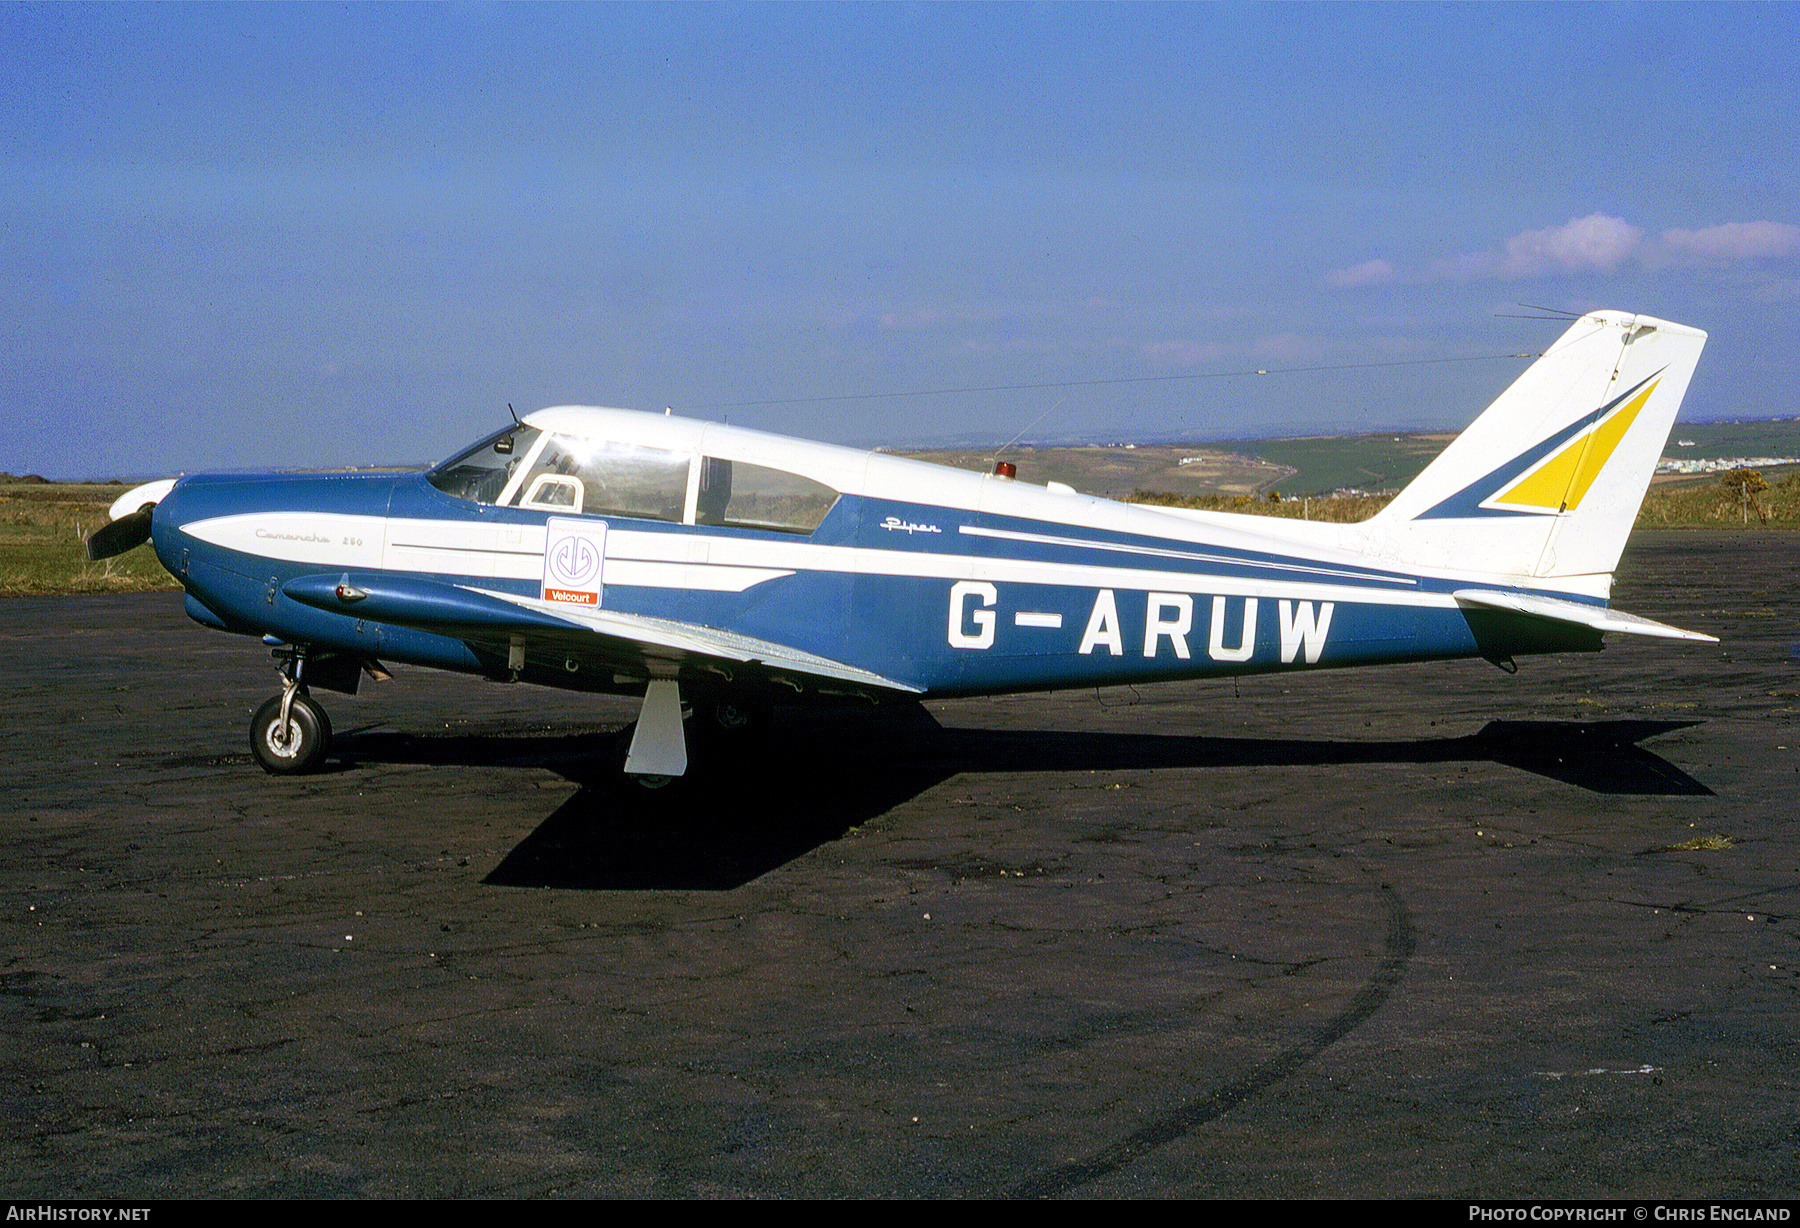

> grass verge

[{"left": 0, "top": 481, "right": 182, "bottom": 596}]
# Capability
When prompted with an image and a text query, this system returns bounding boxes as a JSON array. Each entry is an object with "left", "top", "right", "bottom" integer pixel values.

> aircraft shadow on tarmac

[{"left": 327, "top": 704, "right": 1711, "bottom": 891}]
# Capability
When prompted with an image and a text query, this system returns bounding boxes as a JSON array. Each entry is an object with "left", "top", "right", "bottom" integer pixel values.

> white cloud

[
  {"left": 1365, "top": 213, "right": 1800, "bottom": 285},
  {"left": 1325, "top": 258, "right": 1398, "bottom": 288},
  {"left": 1140, "top": 334, "right": 1346, "bottom": 367},
  {"left": 1249, "top": 332, "right": 1334, "bottom": 362},
  {"left": 1653, "top": 221, "right": 1800, "bottom": 266},
  {"left": 1504, "top": 213, "right": 1645, "bottom": 276},
  {"left": 876, "top": 305, "right": 1011, "bottom": 330},
  {"left": 1432, "top": 213, "right": 1645, "bottom": 280},
  {"left": 1140, "top": 339, "right": 1228, "bottom": 366}
]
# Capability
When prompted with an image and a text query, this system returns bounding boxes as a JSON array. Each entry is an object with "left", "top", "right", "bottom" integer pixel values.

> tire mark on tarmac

[{"left": 1009, "top": 885, "right": 1416, "bottom": 1199}]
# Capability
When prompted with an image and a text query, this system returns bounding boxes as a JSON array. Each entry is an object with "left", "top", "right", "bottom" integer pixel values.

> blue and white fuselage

[{"left": 101, "top": 310, "right": 1715, "bottom": 778}]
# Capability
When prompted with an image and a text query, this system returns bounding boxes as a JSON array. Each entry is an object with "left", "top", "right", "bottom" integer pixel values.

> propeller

[
  {"left": 85, "top": 478, "right": 178, "bottom": 561},
  {"left": 86, "top": 506, "right": 154, "bottom": 560}
]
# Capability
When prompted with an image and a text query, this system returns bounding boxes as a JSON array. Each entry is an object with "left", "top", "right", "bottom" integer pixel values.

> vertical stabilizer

[{"left": 1369, "top": 311, "right": 1705, "bottom": 587}]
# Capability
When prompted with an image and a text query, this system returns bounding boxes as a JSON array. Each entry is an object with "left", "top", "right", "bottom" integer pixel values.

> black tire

[
  {"left": 610, "top": 721, "right": 691, "bottom": 799},
  {"left": 690, "top": 698, "right": 772, "bottom": 759},
  {"left": 250, "top": 693, "right": 332, "bottom": 775},
  {"left": 700, "top": 698, "right": 769, "bottom": 735}
]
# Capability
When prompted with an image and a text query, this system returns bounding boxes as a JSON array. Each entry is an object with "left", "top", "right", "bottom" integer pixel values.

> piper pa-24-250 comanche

[{"left": 90, "top": 310, "right": 1714, "bottom": 783}]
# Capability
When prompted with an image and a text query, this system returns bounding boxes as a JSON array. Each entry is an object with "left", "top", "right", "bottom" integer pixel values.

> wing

[{"left": 281, "top": 572, "right": 922, "bottom": 697}]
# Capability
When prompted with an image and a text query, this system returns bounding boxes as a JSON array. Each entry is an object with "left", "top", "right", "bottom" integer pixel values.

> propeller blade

[{"left": 86, "top": 507, "right": 153, "bottom": 560}]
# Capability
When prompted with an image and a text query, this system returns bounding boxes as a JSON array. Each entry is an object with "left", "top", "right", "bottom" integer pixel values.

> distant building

[{"left": 1657, "top": 455, "right": 1800, "bottom": 474}]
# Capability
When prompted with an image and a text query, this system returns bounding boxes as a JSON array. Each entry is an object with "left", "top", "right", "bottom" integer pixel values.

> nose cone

[{"left": 148, "top": 476, "right": 195, "bottom": 575}]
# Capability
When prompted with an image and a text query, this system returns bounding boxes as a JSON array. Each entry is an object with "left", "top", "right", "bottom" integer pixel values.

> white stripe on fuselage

[
  {"left": 959, "top": 524, "right": 1414, "bottom": 585},
  {"left": 182, "top": 512, "right": 388, "bottom": 569},
  {"left": 181, "top": 510, "right": 1466, "bottom": 614}
]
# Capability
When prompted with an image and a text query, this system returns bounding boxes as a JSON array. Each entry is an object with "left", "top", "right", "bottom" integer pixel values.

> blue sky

[{"left": 6, "top": 2, "right": 1798, "bottom": 479}]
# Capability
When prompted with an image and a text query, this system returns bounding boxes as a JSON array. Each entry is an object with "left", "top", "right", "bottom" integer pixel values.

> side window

[
  {"left": 511, "top": 436, "right": 690, "bottom": 523},
  {"left": 695, "top": 458, "right": 839, "bottom": 535}
]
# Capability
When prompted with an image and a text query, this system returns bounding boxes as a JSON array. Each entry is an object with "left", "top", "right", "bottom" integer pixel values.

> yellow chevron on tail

[{"left": 1488, "top": 376, "right": 1660, "bottom": 515}]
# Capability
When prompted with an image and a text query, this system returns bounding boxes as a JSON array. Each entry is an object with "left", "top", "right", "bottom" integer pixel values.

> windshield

[{"left": 427, "top": 424, "right": 542, "bottom": 504}]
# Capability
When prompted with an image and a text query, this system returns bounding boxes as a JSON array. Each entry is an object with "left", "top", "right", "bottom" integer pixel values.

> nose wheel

[{"left": 250, "top": 683, "right": 332, "bottom": 775}]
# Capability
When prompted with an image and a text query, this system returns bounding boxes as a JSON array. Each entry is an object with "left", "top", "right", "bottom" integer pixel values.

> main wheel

[
  {"left": 608, "top": 721, "right": 691, "bottom": 799},
  {"left": 690, "top": 698, "right": 772, "bottom": 759},
  {"left": 250, "top": 693, "right": 332, "bottom": 775},
  {"left": 701, "top": 699, "right": 768, "bottom": 734}
]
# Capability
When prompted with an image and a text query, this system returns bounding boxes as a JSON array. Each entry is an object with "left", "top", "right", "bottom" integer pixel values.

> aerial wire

[
  {"left": 1495, "top": 303, "right": 1585, "bottom": 321},
  {"left": 994, "top": 394, "right": 1070, "bottom": 460},
  {"left": 677, "top": 349, "right": 1541, "bottom": 412}
]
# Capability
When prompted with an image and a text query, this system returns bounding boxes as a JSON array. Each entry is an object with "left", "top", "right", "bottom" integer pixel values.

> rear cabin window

[{"left": 696, "top": 458, "right": 838, "bottom": 535}]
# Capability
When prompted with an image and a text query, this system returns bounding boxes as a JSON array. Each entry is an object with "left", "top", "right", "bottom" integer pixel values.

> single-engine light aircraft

[{"left": 90, "top": 310, "right": 1714, "bottom": 782}]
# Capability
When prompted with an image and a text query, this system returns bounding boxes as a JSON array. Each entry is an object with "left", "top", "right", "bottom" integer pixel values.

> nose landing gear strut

[{"left": 250, "top": 646, "right": 333, "bottom": 775}]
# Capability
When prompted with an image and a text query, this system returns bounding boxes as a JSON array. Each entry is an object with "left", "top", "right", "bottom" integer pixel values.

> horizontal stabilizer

[{"left": 1453, "top": 589, "right": 1716, "bottom": 643}]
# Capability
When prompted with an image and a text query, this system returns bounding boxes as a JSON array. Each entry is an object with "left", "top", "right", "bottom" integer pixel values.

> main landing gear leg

[
  {"left": 250, "top": 647, "right": 333, "bottom": 775},
  {"left": 622, "top": 679, "right": 688, "bottom": 785}
]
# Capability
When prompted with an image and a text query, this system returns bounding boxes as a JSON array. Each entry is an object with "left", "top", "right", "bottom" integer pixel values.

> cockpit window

[
  {"left": 427, "top": 425, "right": 541, "bottom": 504},
  {"left": 513, "top": 435, "right": 691, "bottom": 523},
  {"left": 428, "top": 425, "right": 689, "bottom": 523},
  {"left": 695, "top": 458, "right": 838, "bottom": 534},
  {"left": 428, "top": 422, "right": 839, "bottom": 535}
]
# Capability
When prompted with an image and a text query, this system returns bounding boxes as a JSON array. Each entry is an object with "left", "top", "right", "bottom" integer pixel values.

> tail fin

[{"left": 1371, "top": 310, "right": 1706, "bottom": 590}]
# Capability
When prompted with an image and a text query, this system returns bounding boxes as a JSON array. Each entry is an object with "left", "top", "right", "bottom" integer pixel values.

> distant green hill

[
  {"left": 1208, "top": 433, "right": 1454, "bottom": 496},
  {"left": 1655, "top": 418, "right": 1800, "bottom": 461},
  {"left": 1198, "top": 417, "right": 1800, "bottom": 498}
]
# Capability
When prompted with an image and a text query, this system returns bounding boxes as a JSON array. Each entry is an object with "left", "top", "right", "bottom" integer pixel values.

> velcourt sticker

[{"left": 542, "top": 516, "right": 606, "bottom": 606}]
